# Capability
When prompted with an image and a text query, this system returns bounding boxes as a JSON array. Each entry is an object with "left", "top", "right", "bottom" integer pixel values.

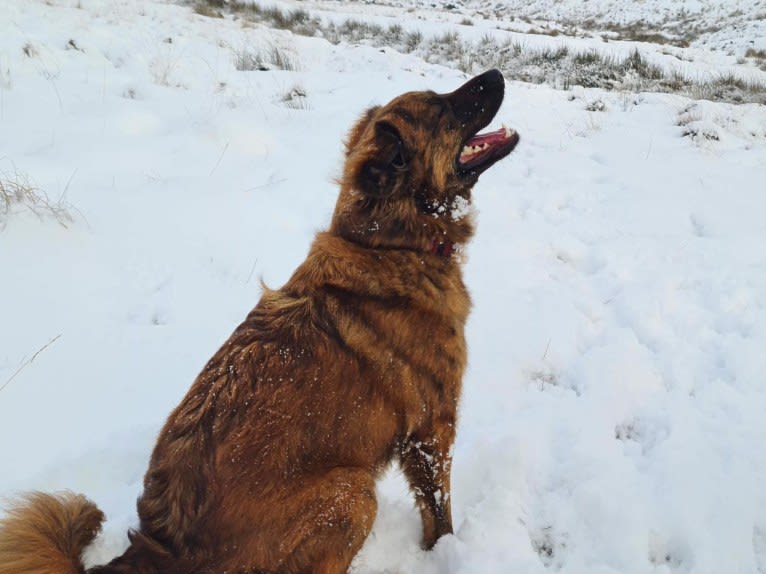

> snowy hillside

[
  {"left": 1, "top": 0, "right": 766, "bottom": 573},
  {"left": 306, "top": 0, "right": 766, "bottom": 55}
]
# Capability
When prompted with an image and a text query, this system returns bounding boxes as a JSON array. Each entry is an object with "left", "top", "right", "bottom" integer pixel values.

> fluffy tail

[{"left": 0, "top": 491, "right": 105, "bottom": 574}]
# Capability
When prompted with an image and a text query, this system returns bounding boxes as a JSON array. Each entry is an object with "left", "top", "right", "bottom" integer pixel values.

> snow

[{"left": 2, "top": 0, "right": 766, "bottom": 573}]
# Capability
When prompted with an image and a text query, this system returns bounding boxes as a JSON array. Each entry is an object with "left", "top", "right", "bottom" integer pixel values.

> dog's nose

[{"left": 468, "top": 69, "right": 504, "bottom": 93}]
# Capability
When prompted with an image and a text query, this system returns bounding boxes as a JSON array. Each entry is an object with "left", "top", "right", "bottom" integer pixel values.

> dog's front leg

[{"left": 400, "top": 417, "right": 456, "bottom": 549}]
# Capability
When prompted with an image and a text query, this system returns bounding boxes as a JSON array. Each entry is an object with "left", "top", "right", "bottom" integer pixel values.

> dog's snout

[
  {"left": 444, "top": 69, "right": 505, "bottom": 130},
  {"left": 448, "top": 69, "right": 504, "bottom": 100}
]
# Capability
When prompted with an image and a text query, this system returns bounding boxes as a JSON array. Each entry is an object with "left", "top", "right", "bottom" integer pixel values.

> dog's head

[{"left": 331, "top": 69, "right": 519, "bottom": 255}]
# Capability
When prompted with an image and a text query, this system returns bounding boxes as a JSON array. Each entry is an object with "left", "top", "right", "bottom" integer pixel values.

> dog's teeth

[
  {"left": 504, "top": 125, "right": 515, "bottom": 138},
  {"left": 461, "top": 142, "right": 491, "bottom": 159}
]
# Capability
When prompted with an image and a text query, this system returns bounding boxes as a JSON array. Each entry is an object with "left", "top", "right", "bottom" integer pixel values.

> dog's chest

[{"left": 354, "top": 288, "right": 468, "bottom": 418}]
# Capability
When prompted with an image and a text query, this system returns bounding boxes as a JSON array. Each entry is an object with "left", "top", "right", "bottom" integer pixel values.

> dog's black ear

[{"left": 357, "top": 122, "right": 408, "bottom": 199}]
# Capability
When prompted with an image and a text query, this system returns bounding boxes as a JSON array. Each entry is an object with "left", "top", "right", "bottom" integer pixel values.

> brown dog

[{"left": 0, "top": 69, "right": 519, "bottom": 574}]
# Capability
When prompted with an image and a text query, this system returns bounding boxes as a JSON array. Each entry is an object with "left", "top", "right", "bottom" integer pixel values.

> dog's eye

[
  {"left": 376, "top": 122, "right": 408, "bottom": 170},
  {"left": 391, "top": 145, "right": 407, "bottom": 170}
]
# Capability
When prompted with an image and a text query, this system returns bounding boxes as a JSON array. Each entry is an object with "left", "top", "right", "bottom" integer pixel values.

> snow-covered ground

[{"left": 1, "top": 0, "right": 766, "bottom": 573}]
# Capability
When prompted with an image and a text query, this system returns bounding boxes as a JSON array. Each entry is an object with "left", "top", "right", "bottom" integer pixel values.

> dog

[{"left": 0, "top": 69, "right": 519, "bottom": 574}]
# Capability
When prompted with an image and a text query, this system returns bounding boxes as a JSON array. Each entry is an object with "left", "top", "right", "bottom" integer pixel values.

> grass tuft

[
  {"left": 22, "top": 43, "right": 38, "bottom": 57},
  {"left": 0, "top": 169, "right": 74, "bottom": 229},
  {"left": 235, "top": 44, "right": 297, "bottom": 71},
  {"left": 281, "top": 85, "right": 310, "bottom": 110}
]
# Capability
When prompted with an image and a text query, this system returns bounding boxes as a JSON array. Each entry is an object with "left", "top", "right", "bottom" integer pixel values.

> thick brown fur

[
  {"left": 0, "top": 71, "right": 515, "bottom": 574},
  {"left": 0, "top": 492, "right": 104, "bottom": 574}
]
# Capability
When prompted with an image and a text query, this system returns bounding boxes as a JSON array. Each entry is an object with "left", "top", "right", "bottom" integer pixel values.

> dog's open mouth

[
  {"left": 458, "top": 124, "right": 520, "bottom": 172},
  {"left": 444, "top": 70, "right": 520, "bottom": 177}
]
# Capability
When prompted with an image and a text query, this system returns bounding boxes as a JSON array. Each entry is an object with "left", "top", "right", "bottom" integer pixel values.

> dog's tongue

[{"left": 459, "top": 125, "right": 517, "bottom": 166}]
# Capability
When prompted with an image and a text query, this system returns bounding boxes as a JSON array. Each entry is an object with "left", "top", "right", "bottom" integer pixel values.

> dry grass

[
  {"left": 220, "top": 0, "right": 321, "bottom": 35},
  {"left": 193, "top": 1, "right": 223, "bottom": 18},
  {"left": 581, "top": 18, "right": 698, "bottom": 47},
  {"left": 235, "top": 44, "right": 298, "bottom": 71},
  {"left": 744, "top": 48, "right": 766, "bottom": 71},
  {"left": 0, "top": 169, "right": 74, "bottom": 228}
]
